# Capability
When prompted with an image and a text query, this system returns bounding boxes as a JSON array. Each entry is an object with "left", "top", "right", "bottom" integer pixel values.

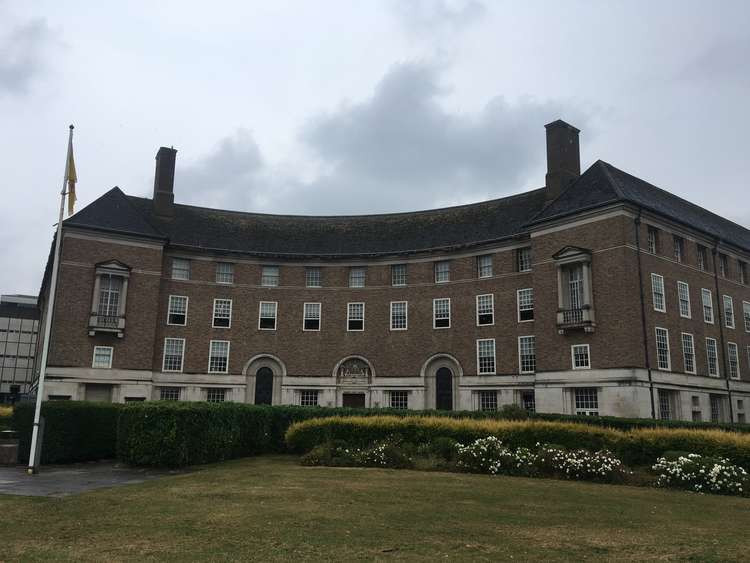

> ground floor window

[
  {"left": 206, "top": 388, "right": 226, "bottom": 403},
  {"left": 159, "top": 386, "right": 181, "bottom": 401},
  {"left": 710, "top": 394, "right": 725, "bottom": 423},
  {"left": 739, "top": 413, "right": 747, "bottom": 424},
  {"left": 300, "top": 390, "right": 319, "bottom": 407},
  {"left": 478, "top": 390, "right": 498, "bottom": 412},
  {"left": 520, "top": 390, "right": 535, "bottom": 413},
  {"left": 389, "top": 390, "right": 409, "bottom": 410},
  {"left": 574, "top": 387, "right": 598, "bottom": 415},
  {"left": 658, "top": 389, "right": 679, "bottom": 420},
  {"left": 124, "top": 397, "right": 145, "bottom": 402}
]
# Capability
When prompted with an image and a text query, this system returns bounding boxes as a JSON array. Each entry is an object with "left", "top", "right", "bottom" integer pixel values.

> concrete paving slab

[{"left": 0, "top": 462, "right": 186, "bottom": 497}]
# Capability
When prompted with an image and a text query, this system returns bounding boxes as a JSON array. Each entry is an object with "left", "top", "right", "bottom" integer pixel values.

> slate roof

[{"left": 63, "top": 160, "right": 750, "bottom": 257}]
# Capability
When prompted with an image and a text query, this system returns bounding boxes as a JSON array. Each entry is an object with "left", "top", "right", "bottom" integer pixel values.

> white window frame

[
  {"left": 208, "top": 340, "right": 230, "bottom": 374},
  {"left": 677, "top": 281, "right": 691, "bottom": 319},
  {"left": 706, "top": 337, "right": 720, "bottom": 377},
  {"left": 206, "top": 388, "right": 227, "bottom": 403},
  {"left": 655, "top": 327, "right": 671, "bottom": 371},
  {"left": 299, "top": 389, "right": 319, "bottom": 407},
  {"left": 476, "top": 294, "right": 494, "bottom": 326},
  {"left": 258, "top": 301, "right": 278, "bottom": 331},
  {"left": 349, "top": 267, "right": 366, "bottom": 288},
  {"left": 651, "top": 273, "right": 666, "bottom": 312},
  {"left": 433, "top": 298, "right": 451, "bottom": 329},
  {"left": 167, "top": 295, "right": 188, "bottom": 326},
  {"left": 673, "top": 235, "right": 683, "bottom": 262},
  {"left": 574, "top": 387, "right": 599, "bottom": 416},
  {"left": 212, "top": 298, "right": 232, "bottom": 329},
  {"left": 347, "top": 302, "right": 365, "bottom": 332},
  {"left": 571, "top": 344, "right": 591, "bottom": 370},
  {"left": 744, "top": 301, "right": 750, "bottom": 333},
  {"left": 215, "top": 262, "right": 234, "bottom": 284},
  {"left": 162, "top": 337, "right": 185, "bottom": 373},
  {"left": 476, "top": 338, "right": 496, "bottom": 375},
  {"left": 302, "top": 302, "right": 321, "bottom": 331},
  {"left": 391, "top": 264, "right": 407, "bottom": 287},
  {"left": 517, "top": 247, "right": 532, "bottom": 272},
  {"left": 305, "top": 267, "right": 322, "bottom": 288},
  {"left": 681, "top": 332, "right": 696, "bottom": 374},
  {"left": 723, "top": 295, "right": 735, "bottom": 329},
  {"left": 518, "top": 335, "right": 536, "bottom": 374},
  {"left": 517, "top": 288, "right": 534, "bottom": 323},
  {"left": 434, "top": 261, "right": 450, "bottom": 283},
  {"left": 388, "top": 390, "right": 409, "bottom": 410},
  {"left": 697, "top": 245, "right": 707, "bottom": 271},
  {"left": 261, "top": 266, "right": 280, "bottom": 287},
  {"left": 171, "top": 258, "right": 190, "bottom": 281},
  {"left": 647, "top": 227, "right": 658, "bottom": 254},
  {"left": 390, "top": 301, "right": 408, "bottom": 331},
  {"left": 92, "top": 346, "right": 113, "bottom": 369},
  {"left": 477, "top": 255, "right": 493, "bottom": 278},
  {"left": 702, "top": 289, "right": 714, "bottom": 324},
  {"left": 728, "top": 342, "right": 740, "bottom": 380}
]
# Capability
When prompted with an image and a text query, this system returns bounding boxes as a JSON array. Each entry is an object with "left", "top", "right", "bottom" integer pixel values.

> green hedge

[
  {"left": 11, "top": 401, "right": 121, "bottom": 464},
  {"left": 284, "top": 416, "right": 750, "bottom": 467}
]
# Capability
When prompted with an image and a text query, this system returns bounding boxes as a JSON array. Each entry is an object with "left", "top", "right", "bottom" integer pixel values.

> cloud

[
  {"left": 675, "top": 36, "right": 750, "bottom": 88},
  {"left": 0, "top": 17, "right": 57, "bottom": 96},
  {"left": 178, "top": 62, "right": 591, "bottom": 215},
  {"left": 390, "top": 0, "right": 487, "bottom": 35}
]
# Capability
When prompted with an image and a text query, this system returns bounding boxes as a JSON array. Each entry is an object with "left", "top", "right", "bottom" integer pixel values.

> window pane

[
  {"left": 172, "top": 259, "right": 190, "bottom": 280},
  {"left": 259, "top": 302, "right": 277, "bottom": 329},
  {"left": 349, "top": 267, "right": 366, "bottom": 288},
  {"left": 216, "top": 262, "right": 234, "bottom": 284},
  {"left": 435, "top": 261, "right": 450, "bottom": 283},
  {"left": 391, "top": 264, "right": 407, "bottom": 286},
  {"left": 168, "top": 295, "right": 188, "bottom": 325},
  {"left": 476, "top": 294, "right": 494, "bottom": 325},
  {"left": 209, "top": 340, "right": 229, "bottom": 373},
  {"left": 261, "top": 266, "right": 279, "bottom": 287},
  {"left": 517, "top": 248, "right": 532, "bottom": 272},
  {"left": 655, "top": 328, "right": 670, "bottom": 370},
  {"left": 92, "top": 346, "right": 112, "bottom": 368},
  {"left": 348, "top": 302, "right": 364, "bottom": 330},
  {"left": 519, "top": 336, "right": 536, "bottom": 373},
  {"left": 517, "top": 288, "right": 534, "bottom": 321},
  {"left": 479, "top": 391, "right": 497, "bottom": 412},
  {"left": 572, "top": 345, "right": 590, "bottom": 369},
  {"left": 389, "top": 390, "right": 409, "bottom": 409},
  {"left": 390, "top": 301, "right": 407, "bottom": 330},
  {"left": 477, "top": 255, "right": 493, "bottom": 278},
  {"left": 477, "top": 339, "right": 496, "bottom": 374},
  {"left": 163, "top": 338, "right": 184, "bottom": 372},
  {"left": 305, "top": 267, "right": 321, "bottom": 288},
  {"left": 575, "top": 388, "right": 598, "bottom": 415},
  {"left": 303, "top": 303, "right": 321, "bottom": 331},
  {"left": 433, "top": 298, "right": 450, "bottom": 328},
  {"left": 213, "top": 299, "right": 232, "bottom": 328}
]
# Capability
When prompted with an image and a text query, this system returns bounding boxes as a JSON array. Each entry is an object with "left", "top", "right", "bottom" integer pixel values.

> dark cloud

[
  {"left": 0, "top": 18, "right": 56, "bottom": 95},
  {"left": 179, "top": 62, "right": 591, "bottom": 215},
  {"left": 390, "top": 0, "right": 487, "bottom": 35}
]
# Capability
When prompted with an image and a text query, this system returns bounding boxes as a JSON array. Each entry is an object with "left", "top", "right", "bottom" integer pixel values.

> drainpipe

[
  {"left": 711, "top": 243, "right": 735, "bottom": 423},
  {"left": 634, "top": 210, "right": 656, "bottom": 419}
]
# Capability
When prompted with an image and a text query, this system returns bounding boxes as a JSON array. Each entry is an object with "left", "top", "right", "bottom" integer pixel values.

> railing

[
  {"left": 95, "top": 315, "right": 121, "bottom": 328},
  {"left": 556, "top": 307, "right": 595, "bottom": 333},
  {"left": 88, "top": 313, "right": 125, "bottom": 337},
  {"left": 560, "top": 308, "right": 584, "bottom": 325}
]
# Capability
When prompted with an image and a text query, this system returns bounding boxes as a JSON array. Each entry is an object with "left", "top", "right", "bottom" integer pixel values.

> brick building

[{"left": 36, "top": 120, "right": 750, "bottom": 421}]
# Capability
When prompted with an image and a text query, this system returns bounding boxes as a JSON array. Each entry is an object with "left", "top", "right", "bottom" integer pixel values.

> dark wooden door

[
  {"left": 342, "top": 393, "right": 366, "bottom": 408},
  {"left": 436, "top": 367, "right": 453, "bottom": 410},
  {"left": 255, "top": 367, "right": 273, "bottom": 405}
]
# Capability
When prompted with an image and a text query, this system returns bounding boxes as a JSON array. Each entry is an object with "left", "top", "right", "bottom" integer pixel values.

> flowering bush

[
  {"left": 300, "top": 439, "right": 413, "bottom": 469},
  {"left": 455, "top": 438, "right": 626, "bottom": 483},
  {"left": 652, "top": 453, "right": 749, "bottom": 496}
]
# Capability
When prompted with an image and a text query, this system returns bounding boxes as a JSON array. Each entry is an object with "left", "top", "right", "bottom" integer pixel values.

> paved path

[{"left": 0, "top": 462, "right": 184, "bottom": 497}]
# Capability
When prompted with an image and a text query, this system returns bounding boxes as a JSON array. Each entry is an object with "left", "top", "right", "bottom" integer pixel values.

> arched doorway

[
  {"left": 333, "top": 356, "right": 373, "bottom": 408},
  {"left": 255, "top": 367, "right": 273, "bottom": 405},
  {"left": 435, "top": 367, "right": 453, "bottom": 410}
]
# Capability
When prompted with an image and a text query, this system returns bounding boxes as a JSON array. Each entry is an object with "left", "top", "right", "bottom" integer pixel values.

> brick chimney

[
  {"left": 153, "top": 146, "right": 177, "bottom": 216},
  {"left": 545, "top": 120, "right": 580, "bottom": 202}
]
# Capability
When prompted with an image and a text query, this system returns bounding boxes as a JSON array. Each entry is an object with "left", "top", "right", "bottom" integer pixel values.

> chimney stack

[
  {"left": 544, "top": 120, "right": 580, "bottom": 202},
  {"left": 153, "top": 146, "right": 177, "bottom": 216}
]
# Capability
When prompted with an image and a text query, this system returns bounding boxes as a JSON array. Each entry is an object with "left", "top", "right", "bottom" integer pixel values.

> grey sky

[{"left": 1, "top": 0, "right": 748, "bottom": 294}]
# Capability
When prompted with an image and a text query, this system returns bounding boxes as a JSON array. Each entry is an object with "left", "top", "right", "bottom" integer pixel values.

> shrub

[
  {"left": 652, "top": 453, "right": 749, "bottom": 495},
  {"left": 621, "top": 428, "right": 750, "bottom": 468},
  {"left": 301, "top": 438, "right": 414, "bottom": 469},
  {"left": 430, "top": 436, "right": 459, "bottom": 461},
  {"left": 11, "top": 401, "right": 121, "bottom": 463}
]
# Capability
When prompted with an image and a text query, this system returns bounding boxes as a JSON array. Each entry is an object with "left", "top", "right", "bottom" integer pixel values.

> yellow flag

[{"left": 66, "top": 132, "right": 77, "bottom": 216}]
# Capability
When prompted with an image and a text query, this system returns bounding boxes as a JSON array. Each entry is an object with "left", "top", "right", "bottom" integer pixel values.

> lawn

[{"left": 2, "top": 456, "right": 750, "bottom": 561}]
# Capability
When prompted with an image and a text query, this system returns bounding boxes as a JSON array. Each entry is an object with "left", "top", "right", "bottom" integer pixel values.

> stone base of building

[{"left": 40, "top": 367, "right": 750, "bottom": 424}]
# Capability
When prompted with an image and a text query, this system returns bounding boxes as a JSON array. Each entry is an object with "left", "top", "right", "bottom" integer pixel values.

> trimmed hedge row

[
  {"left": 284, "top": 416, "right": 750, "bottom": 467},
  {"left": 11, "top": 401, "right": 121, "bottom": 464}
]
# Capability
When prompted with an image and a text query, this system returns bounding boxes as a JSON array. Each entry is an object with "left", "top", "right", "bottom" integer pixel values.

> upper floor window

[
  {"left": 89, "top": 261, "right": 131, "bottom": 337},
  {"left": 216, "top": 262, "right": 234, "bottom": 284},
  {"left": 697, "top": 244, "right": 707, "bottom": 271},
  {"left": 162, "top": 338, "right": 185, "bottom": 372},
  {"left": 390, "top": 301, "right": 407, "bottom": 330},
  {"left": 517, "top": 247, "right": 532, "bottom": 272},
  {"left": 476, "top": 339, "right": 496, "bottom": 374},
  {"left": 303, "top": 302, "right": 321, "bottom": 331},
  {"left": 647, "top": 227, "right": 659, "bottom": 254},
  {"left": 728, "top": 342, "right": 740, "bottom": 380},
  {"left": 477, "top": 255, "right": 493, "bottom": 278},
  {"left": 723, "top": 295, "right": 735, "bottom": 329},
  {"left": 655, "top": 327, "right": 671, "bottom": 371},
  {"left": 172, "top": 258, "right": 190, "bottom": 280},
  {"left": 518, "top": 336, "right": 536, "bottom": 374},
  {"left": 433, "top": 298, "right": 451, "bottom": 329},
  {"left": 261, "top": 266, "right": 279, "bottom": 287},
  {"left": 702, "top": 288, "right": 714, "bottom": 323},
  {"left": 167, "top": 295, "right": 188, "bottom": 325},
  {"left": 212, "top": 298, "right": 232, "bottom": 328},
  {"left": 739, "top": 261, "right": 747, "bottom": 285},
  {"left": 554, "top": 247, "right": 595, "bottom": 332},
  {"left": 391, "top": 264, "right": 407, "bottom": 286},
  {"left": 719, "top": 253, "right": 728, "bottom": 278},
  {"left": 305, "top": 267, "right": 322, "bottom": 288},
  {"left": 349, "top": 267, "right": 366, "bottom": 288},
  {"left": 434, "top": 261, "right": 450, "bottom": 283},
  {"left": 259, "top": 301, "right": 277, "bottom": 330},
  {"left": 347, "top": 302, "right": 365, "bottom": 331},
  {"left": 677, "top": 281, "right": 691, "bottom": 318},
  {"left": 208, "top": 340, "right": 230, "bottom": 374},
  {"left": 517, "top": 288, "right": 534, "bottom": 322},
  {"left": 571, "top": 344, "right": 590, "bottom": 369},
  {"left": 651, "top": 274, "right": 665, "bottom": 312},
  {"left": 476, "top": 294, "right": 494, "bottom": 326},
  {"left": 92, "top": 346, "right": 113, "bottom": 369},
  {"left": 673, "top": 236, "right": 684, "bottom": 262},
  {"left": 706, "top": 338, "right": 719, "bottom": 377},
  {"left": 681, "top": 333, "right": 696, "bottom": 374},
  {"left": 743, "top": 301, "right": 750, "bottom": 332}
]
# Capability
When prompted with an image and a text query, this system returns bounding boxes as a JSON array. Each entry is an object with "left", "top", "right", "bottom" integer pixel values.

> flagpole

[{"left": 27, "top": 124, "right": 74, "bottom": 475}]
